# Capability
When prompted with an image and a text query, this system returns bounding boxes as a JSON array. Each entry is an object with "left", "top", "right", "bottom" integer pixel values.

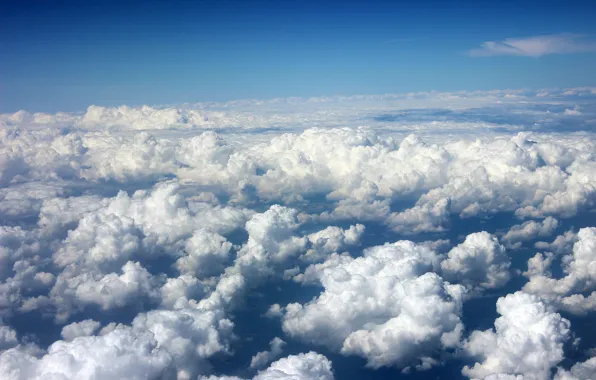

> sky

[
  {"left": 2, "top": 0, "right": 596, "bottom": 112},
  {"left": 3, "top": 3, "right": 596, "bottom": 376}
]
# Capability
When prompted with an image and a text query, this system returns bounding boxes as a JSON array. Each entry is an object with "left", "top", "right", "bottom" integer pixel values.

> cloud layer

[{"left": 1, "top": 88, "right": 596, "bottom": 379}]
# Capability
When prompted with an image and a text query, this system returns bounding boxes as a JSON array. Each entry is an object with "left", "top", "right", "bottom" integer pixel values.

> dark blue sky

[{"left": 2, "top": 0, "right": 596, "bottom": 112}]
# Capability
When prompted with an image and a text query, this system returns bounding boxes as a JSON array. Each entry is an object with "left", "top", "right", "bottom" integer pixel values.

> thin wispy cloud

[{"left": 468, "top": 33, "right": 596, "bottom": 57}]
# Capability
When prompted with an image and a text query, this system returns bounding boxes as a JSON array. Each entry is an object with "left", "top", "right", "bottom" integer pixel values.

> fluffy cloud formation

[
  {"left": 0, "top": 326, "right": 173, "bottom": 380},
  {"left": 555, "top": 356, "right": 596, "bottom": 380},
  {"left": 441, "top": 231, "right": 510, "bottom": 292},
  {"left": 1, "top": 90, "right": 596, "bottom": 379},
  {"left": 469, "top": 33, "right": 596, "bottom": 57},
  {"left": 253, "top": 352, "right": 334, "bottom": 380},
  {"left": 79, "top": 105, "right": 209, "bottom": 130},
  {"left": 463, "top": 291, "right": 570, "bottom": 380},
  {"left": 534, "top": 230, "right": 577, "bottom": 255},
  {"left": 203, "top": 352, "right": 334, "bottom": 380},
  {"left": 131, "top": 300, "right": 235, "bottom": 379},
  {"left": 0, "top": 324, "right": 18, "bottom": 351},
  {"left": 4, "top": 108, "right": 596, "bottom": 233},
  {"left": 250, "top": 337, "right": 286, "bottom": 369},
  {"left": 60, "top": 319, "right": 101, "bottom": 341},
  {"left": 283, "top": 240, "right": 464, "bottom": 370},
  {"left": 523, "top": 227, "right": 596, "bottom": 315},
  {"left": 501, "top": 217, "right": 559, "bottom": 249}
]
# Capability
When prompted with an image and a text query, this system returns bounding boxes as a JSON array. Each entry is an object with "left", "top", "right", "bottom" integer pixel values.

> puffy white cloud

[
  {"left": 283, "top": 240, "right": 464, "bottom": 370},
  {"left": 388, "top": 198, "right": 451, "bottom": 233},
  {"left": 175, "top": 229, "right": 233, "bottom": 278},
  {"left": 264, "top": 304, "right": 284, "bottom": 318},
  {"left": 234, "top": 205, "right": 308, "bottom": 277},
  {"left": 254, "top": 352, "right": 334, "bottom": 380},
  {"left": 3, "top": 89, "right": 596, "bottom": 380},
  {"left": 0, "top": 324, "right": 18, "bottom": 351},
  {"left": 60, "top": 319, "right": 101, "bottom": 341},
  {"left": 523, "top": 227, "right": 596, "bottom": 315},
  {"left": 37, "top": 195, "right": 110, "bottom": 237},
  {"left": 302, "top": 224, "right": 364, "bottom": 262},
  {"left": 160, "top": 275, "right": 207, "bottom": 309},
  {"left": 25, "top": 181, "right": 253, "bottom": 321},
  {"left": 202, "top": 352, "right": 334, "bottom": 380},
  {"left": 250, "top": 337, "right": 286, "bottom": 369},
  {"left": 132, "top": 300, "right": 234, "bottom": 379},
  {"left": 535, "top": 230, "right": 577, "bottom": 255},
  {"left": 51, "top": 261, "right": 160, "bottom": 321},
  {"left": 441, "top": 232, "right": 510, "bottom": 292},
  {"left": 462, "top": 291, "right": 570, "bottom": 380},
  {"left": 80, "top": 131, "right": 178, "bottom": 182},
  {"left": 501, "top": 217, "right": 558, "bottom": 248},
  {"left": 480, "top": 375, "right": 526, "bottom": 380},
  {"left": 195, "top": 205, "right": 353, "bottom": 314},
  {"left": 0, "top": 326, "right": 173, "bottom": 380},
  {"left": 78, "top": 105, "right": 208, "bottom": 130},
  {"left": 0, "top": 127, "right": 85, "bottom": 184},
  {"left": 555, "top": 356, "right": 596, "bottom": 380}
]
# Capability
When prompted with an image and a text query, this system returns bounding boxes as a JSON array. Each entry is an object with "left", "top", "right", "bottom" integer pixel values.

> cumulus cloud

[
  {"left": 501, "top": 217, "right": 559, "bottom": 249},
  {"left": 0, "top": 324, "right": 18, "bottom": 351},
  {"left": 175, "top": 229, "right": 233, "bottom": 278},
  {"left": 535, "top": 230, "right": 577, "bottom": 255},
  {"left": 250, "top": 337, "right": 286, "bottom": 369},
  {"left": 469, "top": 33, "right": 596, "bottom": 57},
  {"left": 283, "top": 240, "right": 464, "bottom": 370},
  {"left": 60, "top": 319, "right": 101, "bottom": 341},
  {"left": 441, "top": 231, "right": 510, "bottom": 292},
  {"left": 2, "top": 89, "right": 596, "bottom": 379},
  {"left": 131, "top": 300, "right": 235, "bottom": 379},
  {"left": 555, "top": 356, "right": 596, "bottom": 380},
  {"left": 78, "top": 105, "right": 208, "bottom": 130},
  {"left": 462, "top": 291, "right": 570, "bottom": 380},
  {"left": 203, "top": 352, "right": 334, "bottom": 380},
  {"left": 253, "top": 352, "right": 334, "bottom": 380},
  {"left": 523, "top": 227, "right": 596, "bottom": 315},
  {"left": 0, "top": 326, "right": 173, "bottom": 380}
]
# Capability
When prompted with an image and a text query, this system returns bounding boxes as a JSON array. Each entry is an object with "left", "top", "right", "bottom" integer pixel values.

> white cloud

[
  {"left": 265, "top": 304, "right": 284, "bottom": 318},
  {"left": 202, "top": 352, "right": 334, "bottom": 380},
  {"left": 78, "top": 105, "right": 208, "bottom": 130},
  {"left": 469, "top": 33, "right": 596, "bottom": 57},
  {"left": 0, "top": 326, "right": 173, "bottom": 380},
  {"left": 132, "top": 300, "right": 234, "bottom": 379},
  {"left": 555, "top": 356, "right": 596, "bottom": 380},
  {"left": 523, "top": 227, "right": 596, "bottom": 315},
  {"left": 283, "top": 240, "right": 464, "bottom": 370},
  {"left": 50, "top": 261, "right": 160, "bottom": 321},
  {"left": 175, "top": 229, "right": 233, "bottom": 278},
  {"left": 250, "top": 337, "right": 286, "bottom": 369},
  {"left": 2, "top": 89, "right": 596, "bottom": 379},
  {"left": 303, "top": 224, "right": 364, "bottom": 262},
  {"left": 564, "top": 106, "right": 582, "bottom": 116},
  {"left": 60, "top": 319, "right": 101, "bottom": 341},
  {"left": 254, "top": 352, "right": 334, "bottom": 380},
  {"left": 501, "top": 217, "right": 559, "bottom": 249},
  {"left": 0, "top": 324, "right": 18, "bottom": 351},
  {"left": 462, "top": 291, "right": 570, "bottom": 380},
  {"left": 535, "top": 230, "right": 577, "bottom": 255},
  {"left": 441, "top": 231, "right": 510, "bottom": 292}
]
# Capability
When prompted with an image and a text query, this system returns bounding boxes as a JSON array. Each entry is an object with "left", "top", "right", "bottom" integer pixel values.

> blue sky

[{"left": 2, "top": 0, "right": 596, "bottom": 113}]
